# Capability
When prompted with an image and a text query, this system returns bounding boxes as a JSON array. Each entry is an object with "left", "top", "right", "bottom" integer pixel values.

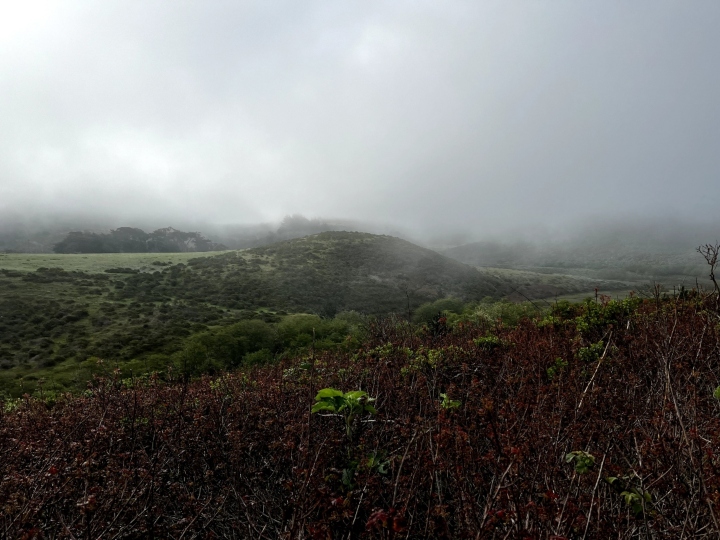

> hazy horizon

[
  {"left": 2, "top": 210, "right": 719, "bottom": 256},
  {"left": 1, "top": 1, "right": 719, "bottom": 240}
]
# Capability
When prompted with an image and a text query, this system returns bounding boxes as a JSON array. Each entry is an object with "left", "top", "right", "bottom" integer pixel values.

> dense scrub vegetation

[
  {"left": 3, "top": 293, "right": 720, "bottom": 538},
  {"left": 2, "top": 233, "right": 535, "bottom": 397}
]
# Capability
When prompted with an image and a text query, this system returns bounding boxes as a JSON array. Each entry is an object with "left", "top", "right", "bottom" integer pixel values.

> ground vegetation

[
  {"left": 2, "top": 293, "right": 720, "bottom": 538},
  {"left": 0, "top": 233, "right": 528, "bottom": 397}
]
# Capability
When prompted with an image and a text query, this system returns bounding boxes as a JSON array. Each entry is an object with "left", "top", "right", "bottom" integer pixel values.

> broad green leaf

[
  {"left": 315, "top": 388, "right": 344, "bottom": 399},
  {"left": 335, "top": 401, "right": 348, "bottom": 412},
  {"left": 311, "top": 402, "right": 337, "bottom": 413}
]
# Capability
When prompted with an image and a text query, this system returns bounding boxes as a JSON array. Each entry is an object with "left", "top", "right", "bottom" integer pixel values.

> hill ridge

[{"left": 181, "top": 230, "right": 506, "bottom": 316}]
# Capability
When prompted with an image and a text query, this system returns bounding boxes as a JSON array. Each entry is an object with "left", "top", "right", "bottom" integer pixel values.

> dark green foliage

[
  {"left": 473, "top": 334, "right": 503, "bottom": 351},
  {"left": 53, "top": 227, "right": 226, "bottom": 253},
  {"left": 175, "top": 314, "right": 360, "bottom": 377},
  {"left": 412, "top": 297, "right": 465, "bottom": 323},
  {"left": 104, "top": 267, "right": 139, "bottom": 274},
  {"left": 0, "top": 251, "right": 369, "bottom": 394},
  {"left": 570, "top": 296, "right": 642, "bottom": 338},
  {"left": 455, "top": 298, "right": 540, "bottom": 327},
  {"left": 565, "top": 450, "right": 596, "bottom": 474},
  {"left": 578, "top": 340, "right": 606, "bottom": 362},
  {"left": 546, "top": 356, "right": 569, "bottom": 380}
]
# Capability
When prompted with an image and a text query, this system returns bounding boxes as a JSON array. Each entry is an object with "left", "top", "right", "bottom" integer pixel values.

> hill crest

[{"left": 177, "top": 231, "right": 507, "bottom": 316}]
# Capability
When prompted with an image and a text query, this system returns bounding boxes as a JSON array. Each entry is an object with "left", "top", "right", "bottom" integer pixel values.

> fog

[{"left": 1, "top": 1, "right": 719, "bottom": 241}]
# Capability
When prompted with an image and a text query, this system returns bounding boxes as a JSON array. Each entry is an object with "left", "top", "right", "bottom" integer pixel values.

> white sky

[{"left": 1, "top": 1, "right": 719, "bottom": 237}]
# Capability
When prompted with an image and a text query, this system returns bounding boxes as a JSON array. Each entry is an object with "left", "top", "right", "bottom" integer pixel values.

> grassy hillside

[
  {"left": 224, "top": 231, "right": 510, "bottom": 314},
  {"left": 0, "top": 232, "right": 524, "bottom": 396},
  {"left": 0, "top": 251, "right": 223, "bottom": 273},
  {"left": 0, "top": 231, "right": 653, "bottom": 397}
]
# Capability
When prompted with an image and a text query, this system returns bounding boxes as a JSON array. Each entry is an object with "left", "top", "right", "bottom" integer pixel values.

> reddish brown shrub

[{"left": 2, "top": 297, "right": 720, "bottom": 538}]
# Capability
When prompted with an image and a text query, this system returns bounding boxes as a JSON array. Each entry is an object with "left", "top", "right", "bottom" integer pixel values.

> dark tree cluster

[{"left": 53, "top": 227, "right": 227, "bottom": 253}]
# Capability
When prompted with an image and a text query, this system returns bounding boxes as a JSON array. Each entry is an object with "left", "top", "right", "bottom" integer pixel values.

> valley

[{"left": 0, "top": 231, "right": 643, "bottom": 398}]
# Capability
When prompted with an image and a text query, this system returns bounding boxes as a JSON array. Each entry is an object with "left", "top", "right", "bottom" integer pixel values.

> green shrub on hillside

[
  {"left": 458, "top": 299, "right": 540, "bottom": 326},
  {"left": 174, "top": 314, "right": 362, "bottom": 377},
  {"left": 412, "top": 297, "right": 465, "bottom": 324}
]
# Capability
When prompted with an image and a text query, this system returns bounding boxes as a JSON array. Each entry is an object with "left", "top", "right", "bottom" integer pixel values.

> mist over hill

[
  {"left": 202, "top": 215, "right": 410, "bottom": 250},
  {"left": 441, "top": 217, "right": 718, "bottom": 287},
  {"left": 0, "top": 214, "right": 407, "bottom": 253},
  {"left": 2, "top": 2, "right": 720, "bottom": 534},
  {"left": 1, "top": 213, "right": 717, "bottom": 294}
]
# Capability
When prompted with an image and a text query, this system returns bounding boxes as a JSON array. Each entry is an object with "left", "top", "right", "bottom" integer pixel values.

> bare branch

[{"left": 697, "top": 243, "right": 720, "bottom": 295}]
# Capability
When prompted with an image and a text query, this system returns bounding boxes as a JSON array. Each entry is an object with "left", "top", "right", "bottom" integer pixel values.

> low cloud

[{"left": 1, "top": 1, "right": 719, "bottom": 239}]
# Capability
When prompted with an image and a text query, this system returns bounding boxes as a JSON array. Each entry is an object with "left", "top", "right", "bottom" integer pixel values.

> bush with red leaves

[{"left": 2, "top": 296, "right": 720, "bottom": 538}]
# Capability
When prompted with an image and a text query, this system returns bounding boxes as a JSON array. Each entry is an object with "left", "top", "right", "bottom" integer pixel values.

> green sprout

[
  {"left": 606, "top": 476, "right": 654, "bottom": 516},
  {"left": 440, "top": 393, "right": 461, "bottom": 410},
  {"left": 312, "top": 388, "right": 377, "bottom": 440},
  {"left": 565, "top": 450, "right": 595, "bottom": 474}
]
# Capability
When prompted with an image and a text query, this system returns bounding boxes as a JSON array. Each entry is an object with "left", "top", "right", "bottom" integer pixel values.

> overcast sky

[{"left": 1, "top": 1, "right": 719, "bottom": 237}]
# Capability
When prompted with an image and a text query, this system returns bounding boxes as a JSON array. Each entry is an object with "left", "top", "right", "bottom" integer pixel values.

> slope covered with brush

[
  {"left": 0, "top": 232, "right": 510, "bottom": 395},
  {"left": 3, "top": 294, "right": 720, "bottom": 538},
  {"left": 169, "top": 231, "right": 510, "bottom": 316}
]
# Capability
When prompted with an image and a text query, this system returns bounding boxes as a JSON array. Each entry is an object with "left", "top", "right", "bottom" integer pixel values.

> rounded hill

[{"left": 179, "top": 231, "right": 509, "bottom": 316}]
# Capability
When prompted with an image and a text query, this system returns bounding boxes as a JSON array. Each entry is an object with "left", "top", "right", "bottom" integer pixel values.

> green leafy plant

[
  {"left": 339, "top": 451, "right": 390, "bottom": 489},
  {"left": 341, "top": 462, "right": 358, "bottom": 488},
  {"left": 312, "top": 388, "right": 377, "bottom": 440},
  {"left": 440, "top": 393, "right": 461, "bottom": 410},
  {"left": 547, "top": 357, "right": 569, "bottom": 381},
  {"left": 365, "top": 451, "right": 390, "bottom": 475},
  {"left": 2, "top": 397, "right": 21, "bottom": 414},
  {"left": 565, "top": 450, "right": 595, "bottom": 474},
  {"left": 473, "top": 335, "right": 502, "bottom": 351},
  {"left": 400, "top": 347, "right": 445, "bottom": 375},
  {"left": 713, "top": 386, "right": 720, "bottom": 401},
  {"left": 606, "top": 476, "right": 653, "bottom": 516},
  {"left": 622, "top": 489, "right": 652, "bottom": 516},
  {"left": 578, "top": 340, "right": 605, "bottom": 363}
]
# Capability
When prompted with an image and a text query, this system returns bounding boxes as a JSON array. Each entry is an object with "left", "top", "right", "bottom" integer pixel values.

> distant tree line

[{"left": 53, "top": 227, "right": 227, "bottom": 254}]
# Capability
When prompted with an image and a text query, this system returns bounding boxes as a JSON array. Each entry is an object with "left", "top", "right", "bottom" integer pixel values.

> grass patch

[{"left": 0, "top": 251, "right": 227, "bottom": 274}]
